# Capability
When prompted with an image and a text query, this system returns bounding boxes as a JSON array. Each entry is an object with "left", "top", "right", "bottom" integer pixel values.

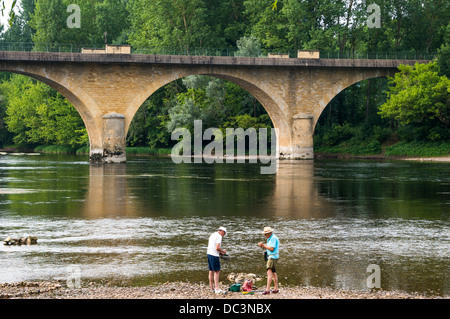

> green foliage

[
  {"left": 437, "top": 44, "right": 450, "bottom": 78},
  {"left": 128, "top": 0, "right": 216, "bottom": 50},
  {"left": 164, "top": 75, "right": 270, "bottom": 136},
  {"left": 234, "top": 35, "right": 262, "bottom": 57},
  {"left": 125, "top": 147, "right": 172, "bottom": 155},
  {"left": 1, "top": 0, "right": 18, "bottom": 26},
  {"left": 1, "top": 75, "right": 88, "bottom": 147},
  {"left": 1, "top": 0, "right": 35, "bottom": 42},
  {"left": 34, "top": 144, "right": 78, "bottom": 154},
  {"left": 75, "top": 145, "right": 90, "bottom": 154},
  {"left": 379, "top": 62, "right": 450, "bottom": 137},
  {"left": 315, "top": 123, "right": 391, "bottom": 156},
  {"left": 320, "top": 123, "right": 355, "bottom": 147},
  {"left": 384, "top": 141, "right": 450, "bottom": 157},
  {"left": 30, "top": 0, "right": 129, "bottom": 46}
]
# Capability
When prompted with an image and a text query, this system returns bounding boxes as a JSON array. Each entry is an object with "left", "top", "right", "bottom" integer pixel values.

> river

[{"left": 0, "top": 154, "right": 448, "bottom": 296}]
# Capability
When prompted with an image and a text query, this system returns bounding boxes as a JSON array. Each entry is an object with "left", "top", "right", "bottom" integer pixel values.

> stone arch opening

[
  {"left": 313, "top": 71, "right": 394, "bottom": 133},
  {"left": 124, "top": 69, "right": 293, "bottom": 157},
  {"left": 313, "top": 74, "right": 391, "bottom": 154}
]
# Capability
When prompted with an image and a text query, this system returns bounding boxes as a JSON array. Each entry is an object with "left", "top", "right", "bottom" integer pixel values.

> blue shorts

[{"left": 207, "top": 254, "right": 220, "bottom": 271}]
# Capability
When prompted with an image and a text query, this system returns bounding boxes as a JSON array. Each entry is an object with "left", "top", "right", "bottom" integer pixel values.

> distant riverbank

[
  {"left": 0, "top": 145, "right": 172, "bottom": 156},
  {"left": 315, "top": 152, "right": 450, "bottom": 163},
  {"left": 315, "top": 140, "right": 450, "bottom": 160},
  {"left": 1, "top": 143, "right": 449, "bottom": 162}
]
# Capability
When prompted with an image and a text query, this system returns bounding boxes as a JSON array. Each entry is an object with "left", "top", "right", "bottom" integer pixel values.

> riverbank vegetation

[{"left": 0, "top": 0, "right": 448, "bottom": 158}]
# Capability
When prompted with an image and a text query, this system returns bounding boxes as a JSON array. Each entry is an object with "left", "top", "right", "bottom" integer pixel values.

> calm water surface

[{"left": 0, "top": 154, "right": 448, "bottom": 295}]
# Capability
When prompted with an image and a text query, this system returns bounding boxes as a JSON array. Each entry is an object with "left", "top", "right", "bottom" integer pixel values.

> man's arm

[
  {"left": 258, "top": 242, "right": 274, "bottom": 251},
  {"left": 216, "top": 243, "right": 226, "bottom": 254}
]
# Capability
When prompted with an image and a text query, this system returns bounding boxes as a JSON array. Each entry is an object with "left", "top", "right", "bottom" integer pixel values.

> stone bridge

[{"left": 0, "top": 51, "right": 428, "bottom": 163}]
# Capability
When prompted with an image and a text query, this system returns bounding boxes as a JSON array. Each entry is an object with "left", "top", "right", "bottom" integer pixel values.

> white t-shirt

[{"left": 207, "top": 232, "right": 222, "bottom": 257}]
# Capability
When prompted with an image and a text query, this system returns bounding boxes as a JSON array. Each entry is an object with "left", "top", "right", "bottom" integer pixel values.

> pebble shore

[{"left": 1, "top": 281, "right": 447, "bottom": 299}]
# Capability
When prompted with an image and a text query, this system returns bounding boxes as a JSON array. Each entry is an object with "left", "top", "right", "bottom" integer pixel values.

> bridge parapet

[{"left": 0, "top": 51, "right": 429, "bottom": 68}]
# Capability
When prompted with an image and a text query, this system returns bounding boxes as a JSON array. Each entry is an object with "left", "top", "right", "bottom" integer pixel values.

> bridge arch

[
  {"left": 312, "top": 69, "right": 395, "bottom": 132},
  {"left": 123, "top": 67, "right": 293, "bottom": 154},
  {"left": 0, "top": 63, "right": 102, "bottom": 153}
]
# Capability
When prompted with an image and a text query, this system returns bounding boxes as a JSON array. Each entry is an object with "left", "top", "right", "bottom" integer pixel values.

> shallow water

[{"left": 0, "top": 154, "right": 448, "bottom": 295}]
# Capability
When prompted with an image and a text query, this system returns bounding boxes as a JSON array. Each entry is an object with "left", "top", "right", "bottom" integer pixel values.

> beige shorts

[{"left": 266, "top": 258, "right": 278, "bottom": 273}]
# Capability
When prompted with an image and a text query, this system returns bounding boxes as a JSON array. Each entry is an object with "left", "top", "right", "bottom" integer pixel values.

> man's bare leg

[
  {"left": 266, "top": 269, "right": 273, "bottom": 292},
  {"left": 214, "top": 271, "right": 221, "bottom": 290}
]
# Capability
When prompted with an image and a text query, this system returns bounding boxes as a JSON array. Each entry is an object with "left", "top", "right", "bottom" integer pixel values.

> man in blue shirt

[{"left": 258, "top": 226, "right": 279, "bottom": 294}]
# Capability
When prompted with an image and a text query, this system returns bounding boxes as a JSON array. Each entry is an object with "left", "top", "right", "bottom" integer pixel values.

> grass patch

[
  {"left": 315, "top": 139, "right": 382, "bottom": 156},
  {"left": 384, "top": 141, "right": 450, "bottom": 157},
  {"left": 34, "top": 145, "right": 173, "bottom": 156},
  {"left": 126, "top": 147, "right": 172, "bottom": 156},
  {"left": 76, "top": 146, "right": 90, "bottom": 155},
  {"left": 34, "top": 145, "right": 78, "bottom": 154}
]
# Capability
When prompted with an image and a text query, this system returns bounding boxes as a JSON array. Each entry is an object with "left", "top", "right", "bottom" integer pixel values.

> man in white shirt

[{"left": 207, "top": 226, "right": 227, "bottom": 293}]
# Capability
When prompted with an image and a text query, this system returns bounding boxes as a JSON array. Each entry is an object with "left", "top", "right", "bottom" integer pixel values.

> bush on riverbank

[
  {"left": 314, "top": 122, "right": 450, "bottom": 158},
  {"left": 314, "top": 124, "right": 391, "bottom": 156},
  {"left": 315, "top": 139, "right": 450, "bottom": 158},
  {"left": 384, "top": 141, "right": 450, "bottom": 157},
  {"left": 125, "top": 147, "right": 172, "bottom": 156},
  {"left": 75, "top": 146, "right": 90, "bottom": 155}
]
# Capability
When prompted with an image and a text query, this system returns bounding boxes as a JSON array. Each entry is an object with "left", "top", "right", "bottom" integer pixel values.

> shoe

[
  {"left": 271, "top": 289, "right": 279, "bottom": 293},
  {"left": 262, "top": 290, "right": 270, "bottom": 295},
  {"left": 215, "top": 289, "right": 226, "bottom": 294}
]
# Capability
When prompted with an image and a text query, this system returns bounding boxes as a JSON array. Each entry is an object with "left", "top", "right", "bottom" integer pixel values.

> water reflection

[
  {"left": 83, "top": 164, "right": 137, "bottom": 218},
  {"left": 268, "top": 160, "right": 332, "bottom": 218},
  {"left": 80, "top": 159, "right": 332, "bottom": 219}
]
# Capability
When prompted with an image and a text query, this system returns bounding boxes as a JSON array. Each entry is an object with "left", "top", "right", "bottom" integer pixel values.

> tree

[
  {"left": 379, "top": 62, "right": 450, "bottom": 140},
  {"left": 1, "top": 75, "right": 88, "bottom": 147},
  {"left": 128, "top": 0, "right": 215, "bottom": 52},
  {"left": 436, "top": 23, "right": 450, "bottom": 77},
  {"left": 1, "top": 0, "right": 17, "bottom": 26},
  {"left": 243, "top": 0, "right": 290, "bottom": 51},
  {"left": 234, "top": 35, "right": 262, "bottom": 57},
  {"left": 1, "top": 0, "right": 35, "bottom": 43},
  {"left": 30, "top": 0, "right": 129, "bottom": 46},
  {"left": 437, "top": 44, "right": 450, "bottom": 78}
]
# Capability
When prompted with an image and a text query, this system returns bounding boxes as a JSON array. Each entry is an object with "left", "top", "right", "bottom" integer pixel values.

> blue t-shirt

[{"left": 266, "top": 234, "right": 279, "bottom": 259}]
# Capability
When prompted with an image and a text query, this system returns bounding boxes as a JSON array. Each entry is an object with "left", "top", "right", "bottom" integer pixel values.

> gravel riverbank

[{"left": 1, "top": 281, "right": 447, "bottom": 299}]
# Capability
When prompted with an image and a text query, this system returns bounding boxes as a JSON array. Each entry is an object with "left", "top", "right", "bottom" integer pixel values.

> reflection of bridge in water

[
  {"left": 267, "top": 160, "right": 332, "bottom": 218},
  {"left": 0, "top": 51, "right": 430, "bottom": 164},
  {"left": 82, "top": 161, "right": 331, "bottom": 218}
]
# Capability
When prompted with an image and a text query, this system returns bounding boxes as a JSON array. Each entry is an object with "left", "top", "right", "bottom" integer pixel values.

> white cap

[{"left": 219, "top": 226, "right": 227, "bottom": 234}]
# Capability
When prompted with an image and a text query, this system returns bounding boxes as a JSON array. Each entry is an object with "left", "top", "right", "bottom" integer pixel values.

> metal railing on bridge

[{"left": 0, "top": 42, "right": 437, "bottom": 61}]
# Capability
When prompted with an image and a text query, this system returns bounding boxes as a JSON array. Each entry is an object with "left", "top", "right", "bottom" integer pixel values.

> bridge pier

[
  {"left": 283, "top": 113, "right": 315, "bottom": 160},
  {"left": 90, "top": 112, "right": 127, "bottom": 164}
]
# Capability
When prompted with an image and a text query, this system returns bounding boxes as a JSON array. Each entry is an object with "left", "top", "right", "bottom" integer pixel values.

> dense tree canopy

[{"left": 379, "top": 62, "right": 450, "bottom": 140}]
